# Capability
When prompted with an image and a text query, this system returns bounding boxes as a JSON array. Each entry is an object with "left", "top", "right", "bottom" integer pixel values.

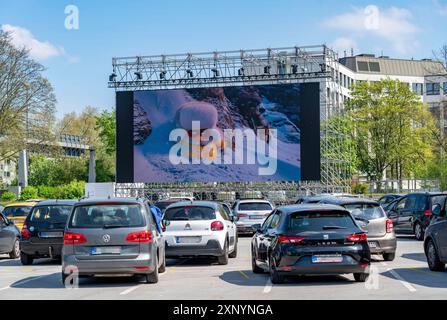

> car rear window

[
  {"left": 69, "top": 204, "right": 145, "bottom": 228},
  {"left": 287, "top": 211, "right": 356, "bottom": 232},
  {"left": 3, "top": 206, "right": 32, "bottom": 218},
  {"left": 164, "top": 206, "right": 216, "bottom": 221},
  {"left": 155, "top": 201, "right": 177, "bottom": 212},
  {"left": 30, "top": 206, "right": 72, "bottom": 224},
  {"left": 344, "top": 203, "right": 385, "bottom": 220},
  {"left": 238, "top": 203, "right": 272, "bottom": 211}
]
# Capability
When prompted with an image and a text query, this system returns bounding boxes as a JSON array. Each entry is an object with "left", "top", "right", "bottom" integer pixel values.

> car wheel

[
  {"left": 229, "top": 237, "right": 238, "bottom": 259},
  {"left": 20, "top": 252, "right": 34, "bottom": 265},
  {"left": 9, "top": 239, "right": 20, "bottom": 259},
  {"left": 145, "top": 256, "right": 159, "bottom": 284},
  {"left": 158, "top": 252, "right": 166, "bottom": 273},
  {"left": 414, "top": 222, "right": 424, "bottom": 241},
  {"left": 218, "top": 240, "right": 229, "bottom": 265},
  {"left": 269, "top": 257, "right": 284, "bottom": 284},
  {"left": 354, "top": 273, "right": 369, "bottom": 282},
  {"left": 251, "top": 247, "right": 264, "bottom": 274},
  {"left": 383, "top": 252, "right": 396, "bottom": 262},
  {"left": 426, "top": 240, "right": 445, "bottom": 271}
]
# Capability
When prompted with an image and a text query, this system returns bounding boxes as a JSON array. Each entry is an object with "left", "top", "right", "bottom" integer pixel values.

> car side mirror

[
  {"left": 252, "top": 224, "right": 262, "bottom": 232},
  {"left": 162, "top": 219, "right": 171, "bottom": 227},
  {"left": 432, "top": 204, "right": 442, "bottom": 216}
]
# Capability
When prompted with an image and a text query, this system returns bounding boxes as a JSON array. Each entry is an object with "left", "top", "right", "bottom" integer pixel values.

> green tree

[
  {"left": 96, "top": 109, "right": 116, "bottom": 155},
  {"left": 347, "top": 79, "right": 436, "bottom": 183},
  {"left": 0, "top": 31, "right": 57, "bottom": 161}
]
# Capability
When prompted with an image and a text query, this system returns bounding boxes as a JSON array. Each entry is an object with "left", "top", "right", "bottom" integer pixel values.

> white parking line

[
  {"left": 120, "top": 284, "right": 144, "bottom": 295},
  {"left": 381, "top": 261, "right": 417, "bottom": 293},
  {"left": 263, "top": 279, "right": 272, "bottom": 294}
]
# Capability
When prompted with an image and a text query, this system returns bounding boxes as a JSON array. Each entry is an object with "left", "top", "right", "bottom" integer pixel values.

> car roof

[
  {"left": 236, "top": 199, "right": 272, "bottom": 203},
  {"left": 276, "top": 204, "right": 349, "bottom": 213},
  {"left": 166, "top": 200, "right": 219, "bottom": 209},
  {"left": 5, "top": 202, "right": 37, "bottom": 207},
  {"left": 74, "top": 198, "right": 146, "bottom": 206},
  {"left": 34, "top": 199, "right": 78, "bottom": 206},
  {"left": 318, "top": 197, "right": 379, "bottom": 206}
]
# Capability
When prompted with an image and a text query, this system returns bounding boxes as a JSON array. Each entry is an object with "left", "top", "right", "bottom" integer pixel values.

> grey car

[
  {"left": 0, "top": 212, "right": 20, "bottom": 259},
  {"left": 318, "top": 197, "right": 397, "bottom": 261},
  {"left": 62, "top": 198, "right": 166, "bottom": 284}
]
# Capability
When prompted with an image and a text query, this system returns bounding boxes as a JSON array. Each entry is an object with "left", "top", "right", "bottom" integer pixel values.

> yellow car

[{"left": 2, "top": 202, "right": 37, "bottom": 231}]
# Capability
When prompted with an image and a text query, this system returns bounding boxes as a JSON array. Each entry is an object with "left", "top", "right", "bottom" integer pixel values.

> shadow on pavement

[
  {"left": 167, "top": 257, "right": 221, "bottom": 267},
  {"left": 401, "top": 253, "right": 427, "bottom": 263},
  {"left": 381, "top": 267, "right": 447, "bottom": 289},
  {"left": 220, "top": 270, "right": 354, "bottom": 287},
  {"left": 10, "top": 273, "right": 146, "bottom": 289},
  {"left": 0, "top": 258, "right": 60, "bottom": 267}
]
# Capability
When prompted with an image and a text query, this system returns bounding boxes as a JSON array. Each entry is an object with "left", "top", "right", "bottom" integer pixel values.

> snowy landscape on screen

[{"left": 133, "top": 85, "right": 302, "bottom": 183}]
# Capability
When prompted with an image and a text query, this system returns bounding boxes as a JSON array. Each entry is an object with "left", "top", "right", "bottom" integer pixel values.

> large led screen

[{"left": 116, "top": 83, "right": 320, "bottom": 183}]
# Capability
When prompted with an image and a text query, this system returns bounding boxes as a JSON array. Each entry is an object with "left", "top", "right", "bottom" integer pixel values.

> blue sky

[{"left": 1, "top": 0, "right": 446, "bottom": 117}]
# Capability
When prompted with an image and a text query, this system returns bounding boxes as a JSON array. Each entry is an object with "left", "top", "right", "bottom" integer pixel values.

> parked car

[
  {"left": 163, "top": 201, "right": 237, "bottom": 264},
  {"left": 386, "top": 193, "right": 447, "bottom": 241},
  {"left": 232, "top": 199, "right": 274, "bottom": 235},
  {"left": 20, "top": 200, "right": 76, "bottom": 265},
  {"left": 296, "top": 194, "right": 357, "bottom": 204},
  {"left": 251, "top": 204, "right": 371, "bottom": 284},
  {"left": 0, "top": 212, "right": 20, "bottom": 259},
  {"left": 221, "top": 202, "right": 235, "bottom": 220},
  {"left": 378, "top": 194, "right": 403, "bottom": 209},
  {"left": 154, "top": 199, "right": 184, "bottom": 213},
  {"left": 318, "top": 197, "right": 397, "bottom": 261},
  {"left": 424, "top": 203, "right": 447, "bottom": 271},
  {"left": 62, "top": 198, "right": 166, "bottom": 284},
  {"left": 2, "top": 202, "right": 38, "bottom": 231}
]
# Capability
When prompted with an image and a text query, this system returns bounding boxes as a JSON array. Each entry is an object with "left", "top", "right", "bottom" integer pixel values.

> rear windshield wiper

[
  {"left": 322, "top": 226, "right": 348, "bottom": 230},
  {"left": 103, "top": 224, "right": 127, "bottom": 229}
]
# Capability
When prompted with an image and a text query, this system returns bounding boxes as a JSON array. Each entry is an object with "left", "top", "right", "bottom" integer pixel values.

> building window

[
  {"left": 443, "top": 82, "right": 447, "bottom": 95},
  {"left": 357, "top": 61, "right": 369, "bottom": 72},
  {"left": 426, "top": 83, "right": 441, "bottom": 95},
  {"left": 412, "top": 83, "right": 423, "bottom": 95}
]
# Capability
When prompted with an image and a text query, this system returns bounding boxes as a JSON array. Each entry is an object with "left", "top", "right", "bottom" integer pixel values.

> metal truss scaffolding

[{"left": 109, "top": 45, "right": 352, "bottom": 201}]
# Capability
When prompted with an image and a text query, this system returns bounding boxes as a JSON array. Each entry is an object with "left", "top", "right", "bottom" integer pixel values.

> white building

[
  {"left": 335, "top": 54, "right": 447, "bottom": 122},
  {"left": 0, "top": 159, "right": 16, "bottom": 186}
]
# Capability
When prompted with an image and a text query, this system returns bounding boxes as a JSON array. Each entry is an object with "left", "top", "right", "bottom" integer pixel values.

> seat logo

[
  {"left": 102, "top": 234, "right": 111, "bottom": 243},
  {"left": 184, "top": 224, "right": 192, "bottom": 230}
]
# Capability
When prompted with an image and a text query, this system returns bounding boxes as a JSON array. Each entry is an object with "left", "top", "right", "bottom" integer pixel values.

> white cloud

[
  {"left": 1, "top": 24, "right": 62, "bottom": 60},
  {"left": 330, "top": 37, "right": 358, "bottom": 56},
  {"left": 323, "top": 5, "right": 420, "bottom": 54}
]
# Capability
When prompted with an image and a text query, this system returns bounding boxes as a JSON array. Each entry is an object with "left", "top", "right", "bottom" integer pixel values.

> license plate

[
  {"left": 91, "top": 247, "right": 121, "bottom": 255},
  {"left": 39, "top": 232, "right": 63, "bottom": 238},
  {"left": 249, "top": 215, "right": 264, "bottom": 220},
  {"left": 312, "top": 254, "right": 343, "bottom": 264},
  {"left": 368, "top": 242, "right": 378, "bottom": 248},
  {"left": 176, "top": 236, "right": 201, "bottom": 244}
]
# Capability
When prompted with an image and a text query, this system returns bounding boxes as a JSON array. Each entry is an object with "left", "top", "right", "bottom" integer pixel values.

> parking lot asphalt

[{"left": 0, "top": 235, "right": 446, "bottom": 300}]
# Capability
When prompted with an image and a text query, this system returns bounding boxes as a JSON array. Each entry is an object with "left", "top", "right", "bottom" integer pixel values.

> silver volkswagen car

[{"left": 62, "top": 198, "right": 165, "bottom": 284}]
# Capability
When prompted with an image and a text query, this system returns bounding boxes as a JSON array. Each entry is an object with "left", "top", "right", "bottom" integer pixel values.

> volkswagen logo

[{"left": 102, "top": 234, "right": 111, "bottom": 243}]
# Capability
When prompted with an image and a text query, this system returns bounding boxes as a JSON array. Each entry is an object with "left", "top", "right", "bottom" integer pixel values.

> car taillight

[
  {"left": 425, "top": 209, "right": 432, "bottom": 216},
  {"left": 237, "top": 214, "right": 248, "bottom": 219},
  {"left": 345, "top": 233, "right": 367, "bottom": 243},
  {"left": 211, "top": 221, "right": 224, "bottom": 231},
  {"left": 21, "top": 223, "right": 30, "bottom": 239},
  {"left": 63, "top": 232, "right": 87, "bottom": 245},
  {"left": 278, "top": 235, "right": 305, "bottom": 244},
  {"left": 386, "top": 219, "right": 394, "bottom": 233},
  {"left": 126, "top": 231, "right": 152, "bottom": 243}
]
